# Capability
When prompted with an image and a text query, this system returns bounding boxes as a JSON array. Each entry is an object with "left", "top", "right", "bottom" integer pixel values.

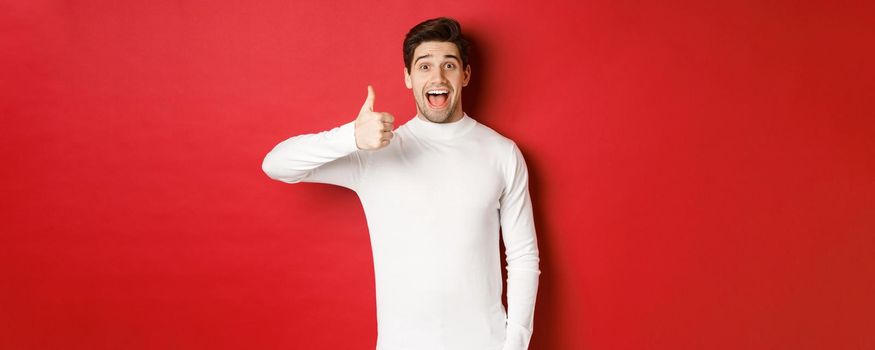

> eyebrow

[{"left": 413, "top": 54, "right": 461, "bottom": 65}]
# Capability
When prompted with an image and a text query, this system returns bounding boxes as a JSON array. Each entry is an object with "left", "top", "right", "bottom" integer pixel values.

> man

[{"left": 262, "top": 17, "right": 540, "bottom": 350}]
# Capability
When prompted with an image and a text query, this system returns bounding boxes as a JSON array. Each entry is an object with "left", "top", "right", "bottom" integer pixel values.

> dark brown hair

[{"left": 403, "top": 17, "right": 471, "bottom": 73}]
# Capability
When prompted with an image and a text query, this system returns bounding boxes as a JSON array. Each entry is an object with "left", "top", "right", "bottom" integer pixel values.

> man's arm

[
  {"left": 261, "top": 120, "right": 363, "bottom": 190},
  {"left": 499, "top": 142, "right": 541, "bottom": 350},
  {"left": 261, "top": 85, "right": 394, "bottom": 190}
]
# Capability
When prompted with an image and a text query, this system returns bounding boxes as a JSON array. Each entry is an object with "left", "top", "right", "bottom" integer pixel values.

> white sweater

[{"left": 262, "top": 113, "right": 541, "bottom": 350}]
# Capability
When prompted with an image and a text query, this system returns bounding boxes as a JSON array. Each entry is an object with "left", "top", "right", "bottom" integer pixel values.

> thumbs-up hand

[{"left": 354, "top": 85, "right": 395, "bottom": 150}]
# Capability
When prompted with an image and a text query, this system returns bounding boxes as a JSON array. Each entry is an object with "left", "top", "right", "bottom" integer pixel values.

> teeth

[{"left": 427, "top": 90, "right": 449, "bottom": 95}]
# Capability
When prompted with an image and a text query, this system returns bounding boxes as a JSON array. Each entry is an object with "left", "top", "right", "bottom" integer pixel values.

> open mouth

[{"left": 426, "top": 88, "right": 450, "bottom": 109}]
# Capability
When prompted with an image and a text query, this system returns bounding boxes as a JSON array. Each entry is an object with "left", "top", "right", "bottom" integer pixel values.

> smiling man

[
  {"left": 406, "top": 39, "right": 468, "bottom": 123},
  {"left": 262, "top": 17, "right": 541, "bottom": 350}
]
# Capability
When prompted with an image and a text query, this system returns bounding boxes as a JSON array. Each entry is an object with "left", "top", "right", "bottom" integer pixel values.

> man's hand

[{"left": 355, "top": 85, "right": 395, "bottom": 150}]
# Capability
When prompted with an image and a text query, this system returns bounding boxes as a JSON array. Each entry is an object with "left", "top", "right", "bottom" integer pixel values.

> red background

[{"left": 2, "top": 1, "right": 874, "bottom": 349}]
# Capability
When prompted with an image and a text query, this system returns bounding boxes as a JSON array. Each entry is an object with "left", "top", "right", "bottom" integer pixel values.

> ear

[
  {"left": 462, "top": 64, "right": 471, "bottom": 87},
  {"left": 404, "top": 67, "right": 412, "bottom": 89}
]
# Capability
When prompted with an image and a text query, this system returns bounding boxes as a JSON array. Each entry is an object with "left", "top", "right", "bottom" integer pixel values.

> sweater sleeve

[
  {"left": 499, "top": 142, "right": 541, "bottom": 350},
  {"left": 261, "top": 120, "right": 365, "bottom": 191}
]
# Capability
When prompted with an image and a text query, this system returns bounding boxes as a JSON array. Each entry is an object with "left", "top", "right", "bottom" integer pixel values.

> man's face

[{"left": 405, "top": 41, "right": 471, "bottom": 123}]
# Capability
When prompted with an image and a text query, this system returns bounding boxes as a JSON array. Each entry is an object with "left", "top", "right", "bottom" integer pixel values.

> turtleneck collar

[{"left": 406, "top": 112, "right": 477, "bottom": 140}]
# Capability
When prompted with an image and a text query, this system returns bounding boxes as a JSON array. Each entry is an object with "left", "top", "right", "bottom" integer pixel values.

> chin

[{"left": 419, "top": 103, "right": 457, "bottom": 123}]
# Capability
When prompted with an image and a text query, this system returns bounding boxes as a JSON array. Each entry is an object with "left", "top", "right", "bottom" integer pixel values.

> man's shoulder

[{"left": 470, "top": 119, "right": 518, "bottom": 150}]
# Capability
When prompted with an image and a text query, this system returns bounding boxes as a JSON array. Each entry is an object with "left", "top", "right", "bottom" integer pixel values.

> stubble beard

[{"left": 416, "top": 94, "right": 460, "bottom": 124}]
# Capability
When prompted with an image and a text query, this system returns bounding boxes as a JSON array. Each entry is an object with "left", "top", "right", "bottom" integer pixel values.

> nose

[{"left": 428, "top": 67, "right": 448, "bottom": 85}]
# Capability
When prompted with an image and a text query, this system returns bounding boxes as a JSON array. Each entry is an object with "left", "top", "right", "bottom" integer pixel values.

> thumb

[{"left": 360, "top": 85, "right": 375, "bottom": 113}]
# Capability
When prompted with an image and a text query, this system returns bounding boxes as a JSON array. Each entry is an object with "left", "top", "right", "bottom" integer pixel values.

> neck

[{"left": 407, "top": 111, "right": 476, "bottom": 140}]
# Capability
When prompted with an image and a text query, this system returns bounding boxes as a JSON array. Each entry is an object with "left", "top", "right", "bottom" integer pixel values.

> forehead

[{"left": 413, "top": 41, "right": 460, "bottom": 60}]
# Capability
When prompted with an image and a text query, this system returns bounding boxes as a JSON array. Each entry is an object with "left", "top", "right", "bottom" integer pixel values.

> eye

[
  {"left": 444, "top": 63, "right": 455, "bottom": 69},
  {"left": 419, "top": 64, "right": 429, "bottom": 71}
]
